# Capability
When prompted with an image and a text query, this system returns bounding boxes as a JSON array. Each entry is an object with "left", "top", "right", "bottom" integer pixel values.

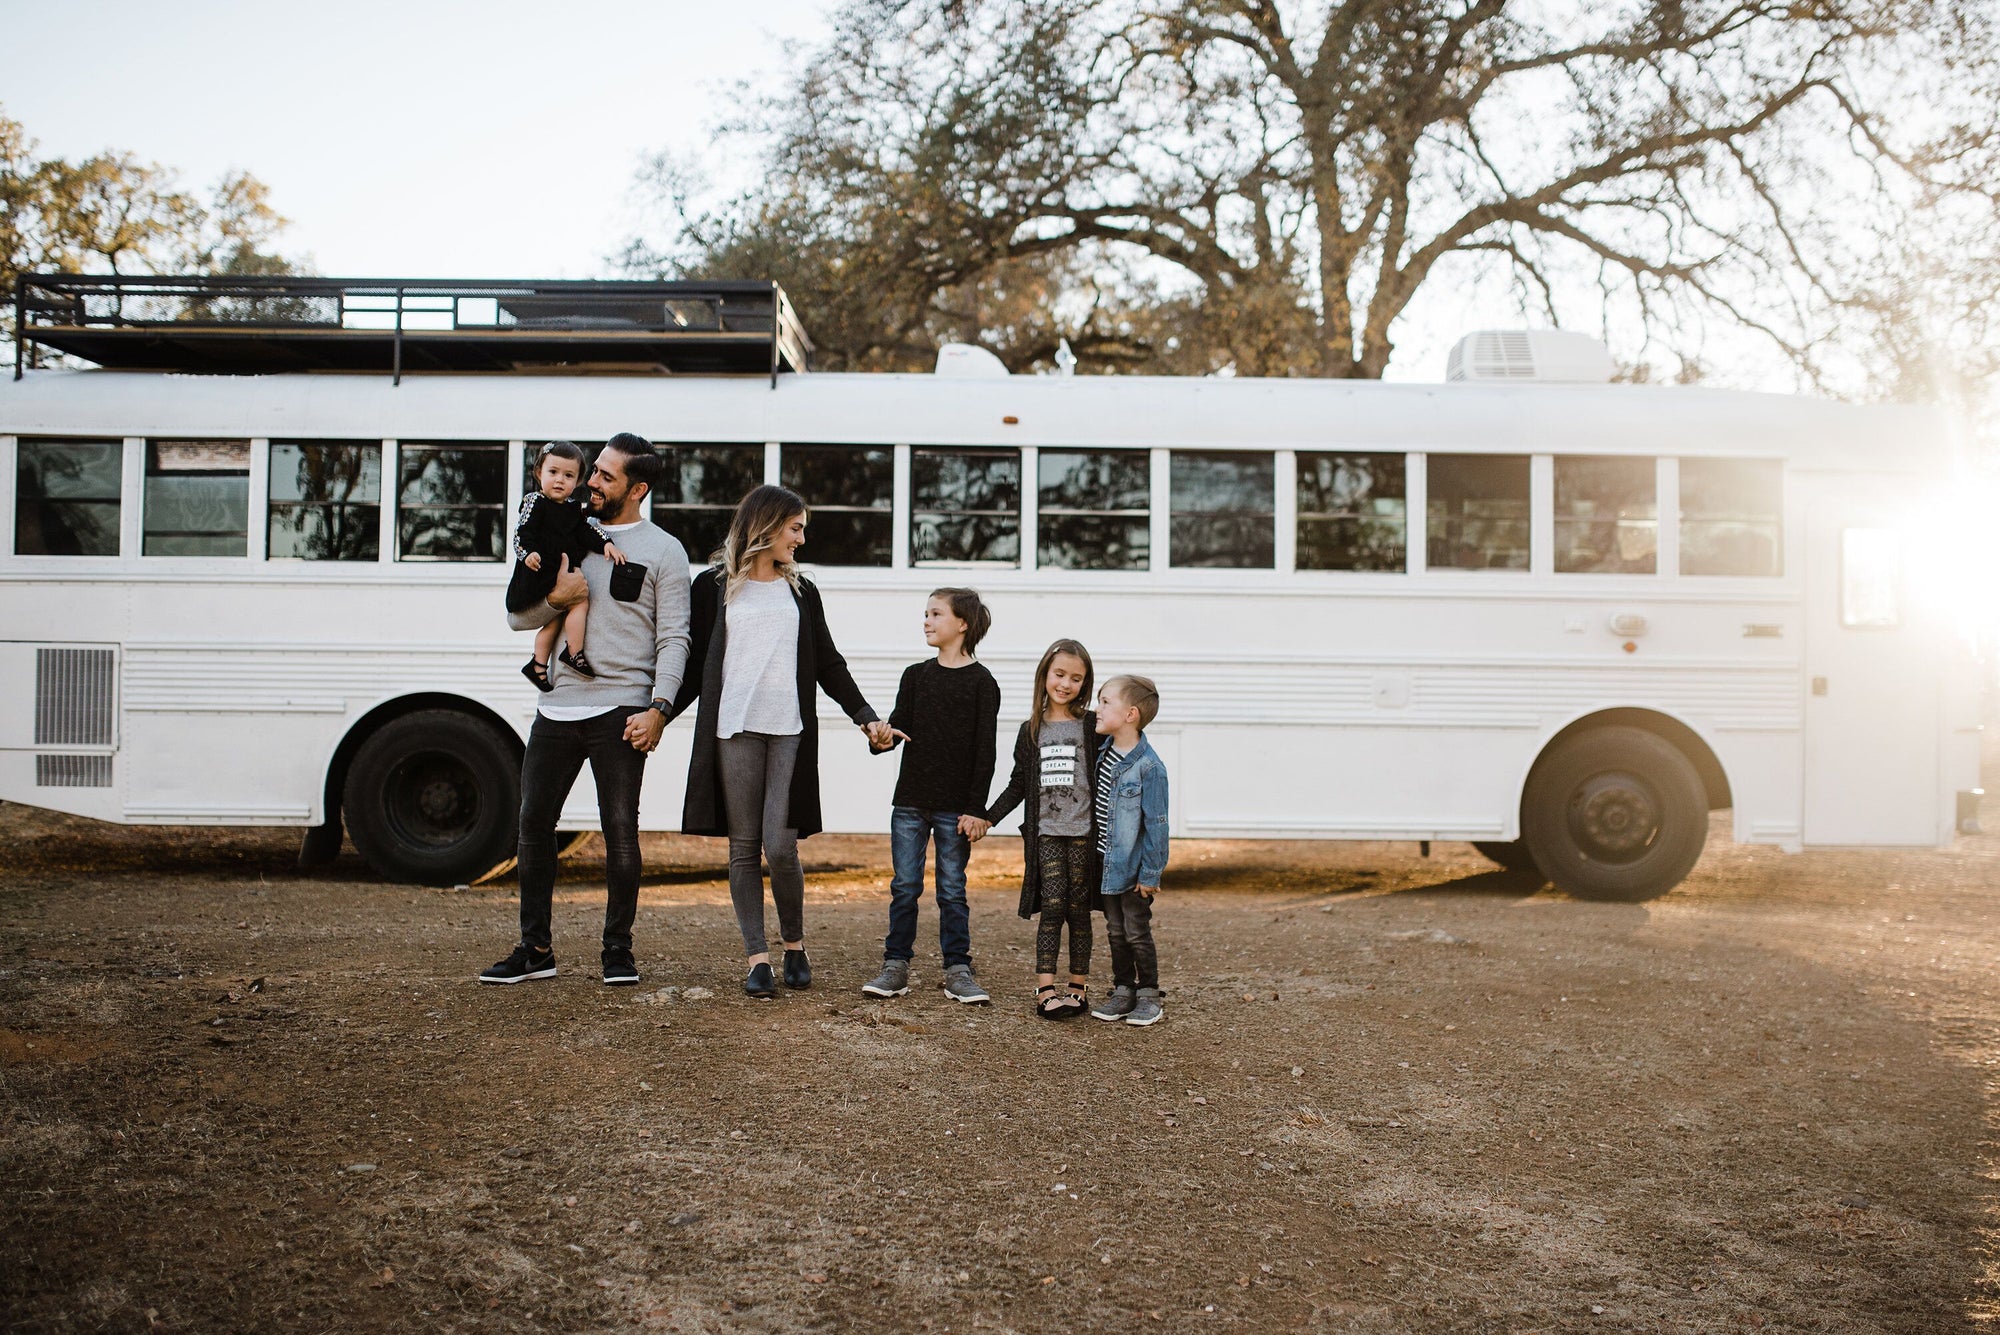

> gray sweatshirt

[{"left": 508, "top": 519, "right": 692, "bottom": 710}]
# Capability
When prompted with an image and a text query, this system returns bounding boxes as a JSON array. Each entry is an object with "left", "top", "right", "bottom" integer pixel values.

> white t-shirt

[
  {"left": 717, "top": 577, "right": 802, "bottom": 738},
  {"left": 539, "top": 519, "right": 646, "bottom": 722}
]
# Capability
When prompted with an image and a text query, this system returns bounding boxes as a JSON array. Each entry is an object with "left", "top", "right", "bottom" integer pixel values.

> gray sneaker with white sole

[
  {"left": 1124, "top": 987, "right": 1165, "bottom": 1026},
  {"left": 940, "top": 964, "right": 990, "bottom": 1004},
  {"left": 861, "top": 958, "right": 911, "bottom": 998},
  {"left": 1091, "top": 984, "right": 1136, "bottom": 1021}
]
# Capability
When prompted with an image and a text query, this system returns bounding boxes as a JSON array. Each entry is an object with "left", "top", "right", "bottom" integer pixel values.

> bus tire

[
  {"left": 341, "top": 710, "right": 520, "bottom": 885},
  {"left": 1521, "top": 726, "right": 1707, "bottom": 901},
  {"left": 1471, "top": 840, "right": 1542, "bottom": 875}
]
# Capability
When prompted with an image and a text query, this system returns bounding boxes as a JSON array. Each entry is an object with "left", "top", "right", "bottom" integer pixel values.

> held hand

[
  {"left": 624, "top": 708, "right": 666, "bottom": 753},
  {"left": 524, "top": 551, "right": 543, "bottom": 572},
  {"left": 958, "top": 815, "right": 991, "bottom": 842},
  {"left": 1137, "top": 884, "right": 1159, "bottom": 899},
  {"left": 604, "top": 542, "right": 628, "bottom": 566},
  {"left": 547, "top": 555, "right": 588, "bottom": 610},
  {"left": 861, "top": 720, "right": 897, "bottom": 749}
]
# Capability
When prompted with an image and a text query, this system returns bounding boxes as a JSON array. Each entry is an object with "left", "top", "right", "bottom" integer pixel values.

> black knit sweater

[{"left": 874, "top": 659, "right": 1003, "bottom": 815}]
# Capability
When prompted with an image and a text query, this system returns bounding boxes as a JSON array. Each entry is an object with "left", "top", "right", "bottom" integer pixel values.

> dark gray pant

[
  {"left": 718, "top": 731, "right": 804, "bottom": 956},
  {"left": 517, "top": 706, "right": 646, "bottom": 954},
  {"left": 1102, "top": 889, "right": 1158, "bottom": 990}
]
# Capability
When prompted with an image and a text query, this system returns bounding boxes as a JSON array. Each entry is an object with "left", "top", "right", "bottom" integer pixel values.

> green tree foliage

[
  {"left": 3, "top": 107, "right": 302, "bottom": 362},
  {"left": 627, "top": 1, "right": 2000, "bottom": 386}
]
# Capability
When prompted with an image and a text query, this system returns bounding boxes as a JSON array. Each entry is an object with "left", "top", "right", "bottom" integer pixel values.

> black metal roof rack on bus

[{"left": 11, "top": 273, "right": 814, "bottom": 387}]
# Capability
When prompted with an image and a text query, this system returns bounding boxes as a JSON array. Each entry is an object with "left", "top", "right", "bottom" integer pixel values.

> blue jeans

[{"left": 885, "top": 806, "right": 972, "bottom": 968}]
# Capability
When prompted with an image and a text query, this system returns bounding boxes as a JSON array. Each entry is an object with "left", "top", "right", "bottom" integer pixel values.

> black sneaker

[
  {"left": 601, "top": 947, "right": 640, "bottom": 986},
  {"left": 782, "top": 949, "right": 812, "bottom": 989},
  {"left": 743, "top": 961, "right": 777, "bottom": 1000},
  {"left": 480, "top": 944, "right": 556, "bottom": 985}
]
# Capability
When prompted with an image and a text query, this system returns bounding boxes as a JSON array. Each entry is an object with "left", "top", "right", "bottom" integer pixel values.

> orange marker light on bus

[
  {"left": 1002, "top": 415, "right": 1019, "bottom": 424},
  {"left": 1622, "top": 641, "right": 1637, "bottom": 653}
]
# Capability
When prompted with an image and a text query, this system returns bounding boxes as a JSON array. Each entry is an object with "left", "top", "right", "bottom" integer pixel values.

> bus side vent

[
  {"left": 35, "top": 648, "right": 116, "bottom": 746},
  {"left": 36, "top": 754, "right": 113, "bottom": 788}
]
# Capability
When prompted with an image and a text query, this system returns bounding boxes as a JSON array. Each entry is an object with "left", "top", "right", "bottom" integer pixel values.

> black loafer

[
  {"left": 782, "top": 949, "right": 811, "bottom": 989},
  {"left": 743, "top": 961, "right": 776, "bottom": 1000}
]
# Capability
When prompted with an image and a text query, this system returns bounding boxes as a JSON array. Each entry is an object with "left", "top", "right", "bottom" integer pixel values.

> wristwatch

[{"left": 648, "top": 697, "right": 671, "bottom": 718}]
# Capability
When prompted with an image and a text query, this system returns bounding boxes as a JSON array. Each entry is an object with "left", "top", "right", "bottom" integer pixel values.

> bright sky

[{"left": 3, "top": 0, "right": 833, "bottom": 279}]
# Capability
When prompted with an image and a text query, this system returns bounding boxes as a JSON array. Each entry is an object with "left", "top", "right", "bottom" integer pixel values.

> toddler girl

[{"left": 508, "top": 441, "right": 624, "bottom": 690}]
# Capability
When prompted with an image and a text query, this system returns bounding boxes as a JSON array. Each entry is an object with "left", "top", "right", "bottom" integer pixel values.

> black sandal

[
  {"left": 558, "top": 647, "right": 598, "bottom": 679},
  {"left": 1035, "top": 984, "right": 1068, "bottom": 1020},
  {"left": 1065, "top": 981, "right": 1088, "bottom": 1016},
  {"left": 521, "top": 659, "right": 553, "bottom": 692}
]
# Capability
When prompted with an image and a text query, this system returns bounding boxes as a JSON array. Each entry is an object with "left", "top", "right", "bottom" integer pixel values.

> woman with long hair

[{"left": 669, "top": 484, "right": 894, "bottom": 998}]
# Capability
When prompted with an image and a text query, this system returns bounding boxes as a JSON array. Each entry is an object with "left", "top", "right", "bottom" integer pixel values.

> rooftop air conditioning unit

[
  {"left": 1446, "top": 330, "right": 1613, "bottom": 383},
  {"left": 934, "top": 342, "right": 1011, "bottom": 378}
]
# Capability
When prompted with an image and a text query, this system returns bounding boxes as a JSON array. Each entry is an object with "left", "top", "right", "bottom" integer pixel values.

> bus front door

[{"left": 1802, "top": 486, "right": 1940, "bottom": 846}]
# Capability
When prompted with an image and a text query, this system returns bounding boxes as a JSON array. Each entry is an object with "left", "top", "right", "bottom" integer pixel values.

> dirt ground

[{"left": 4, "top": 764, "right": 1999, "bottom": 1334}]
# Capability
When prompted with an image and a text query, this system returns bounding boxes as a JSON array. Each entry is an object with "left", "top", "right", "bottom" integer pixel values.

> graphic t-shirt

[{"left": 1035, "top": 717, "right": 1092, "bottom": 837}]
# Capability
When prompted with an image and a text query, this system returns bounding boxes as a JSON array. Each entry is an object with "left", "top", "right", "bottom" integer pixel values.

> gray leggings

[{"left": 718, "top": 731, "right": 804, "bottom": 957}]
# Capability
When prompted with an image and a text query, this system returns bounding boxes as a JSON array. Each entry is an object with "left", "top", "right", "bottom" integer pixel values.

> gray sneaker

[
  {"left": 1124, "top": 987, "right": 1165, "bottom": 1027},
  {"left": 1091, "top": 984, "right": 1136, "bottom": 1021},
  {"left": 861, "top": 958, "right": 910, "bottom": 998},
  {"left": 940, "top": 964, "right": 990, "bottom": 1005}
]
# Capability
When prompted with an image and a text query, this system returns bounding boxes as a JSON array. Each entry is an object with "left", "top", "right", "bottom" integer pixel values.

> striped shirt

[{"left": 1094, "top": 743, "right": 1125, "bottom": 855}]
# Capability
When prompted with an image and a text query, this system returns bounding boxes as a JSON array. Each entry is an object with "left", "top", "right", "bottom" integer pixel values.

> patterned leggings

[{"left": 1035, "top": 835, "right": 1095, "bottom": 976}]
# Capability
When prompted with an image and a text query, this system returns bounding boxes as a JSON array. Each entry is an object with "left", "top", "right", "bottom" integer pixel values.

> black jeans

[
  {"left": 1101, "top": 889, "right": 1158, "bottom": 990},
  {"left": 517, "top": 706, "right": 648, "bottom": 954}
]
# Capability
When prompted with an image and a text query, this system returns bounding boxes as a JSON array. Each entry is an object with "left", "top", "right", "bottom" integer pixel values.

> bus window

[
  {"left": 269, "top": 441, "right": 382, "bottom": 561},
  {"left": 657, "top": 443, "right": 763, "bottom": 565},
  {"left": 1297, "top": 452, "right": 1406, "bottom": 571},
  {"left": 1841, "top": 527, "right": 1901, "bottom": 627},
  {"left": 780, "top": 444, "right": 892, "bottom": 566},
  {"left": 144, "top": 440, "right": 250, "bottom": 557},
  {"left": 1680, "top": 458, "right": 1782, "bottom": 576},
  {"left": 397, "top": 442, "right": 507, "bottom": 561},
  {"left": 1171, "top": 451, "right": 1274, "bottom": 568},
  {"left": 1037, "top": 448, "right": 1150, "bottom": 571},
  {"left": 15, "top": 438, "right": 122, "bottom": 556},
  {"left": 1555, "top": 455, "right": 1656, "bottom": 573},
  {"left": 1427, "top": 454, "right": 1529, "bottom": 570},
  {"left": 912, "top": 446, "right": 1020, "bottom": 566}
]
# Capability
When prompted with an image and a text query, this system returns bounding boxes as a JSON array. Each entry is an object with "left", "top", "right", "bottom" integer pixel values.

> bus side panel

[
  {"left": 0, "top": 751, "right": 125, "bottom": 822},
  {"left": 121, "top": 709, "right": 327, "bottom": 825},
  {"left": 1175, "top": 723, "right": 1519, "bottom": 840},
  {"left": 1718, "top": 731, "right": 1806, "bottom": 851}
]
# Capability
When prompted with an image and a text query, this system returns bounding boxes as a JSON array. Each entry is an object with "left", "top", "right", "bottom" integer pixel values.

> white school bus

[{"left": 0, "top": 275, "right": 1983, "bottom": 899}]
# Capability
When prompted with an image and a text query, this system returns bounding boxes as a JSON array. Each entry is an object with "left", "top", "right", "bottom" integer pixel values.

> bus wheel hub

[
  {"left": 419, "top": 778, "right": 463, "bottom": 822},
  {"left": 1570, "top": 775, "right": 1658, "bottom": 862}
]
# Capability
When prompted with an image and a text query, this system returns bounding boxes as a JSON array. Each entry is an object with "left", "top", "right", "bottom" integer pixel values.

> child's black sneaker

[
  {"left": 558, "top": 646, "right": 598, "bottom": 678},
  {"left": 743, "top": 961, "right": 777, "bottom": 1000},
  {"left": 601, "top": 946, "right": 640, "bottom": 986},
  {"left": 480, "top": 944, "right": 556, "bottom": 984}
]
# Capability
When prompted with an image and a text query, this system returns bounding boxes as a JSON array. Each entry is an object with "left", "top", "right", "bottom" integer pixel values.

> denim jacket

[{"left": 1098, "top": 734, "right": 1169, "bottom": 895}]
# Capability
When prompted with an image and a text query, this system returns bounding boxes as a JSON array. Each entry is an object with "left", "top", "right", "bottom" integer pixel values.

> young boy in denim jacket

[{"left": 1088, "top": 674, "right": 1171, "bottom": 1026}]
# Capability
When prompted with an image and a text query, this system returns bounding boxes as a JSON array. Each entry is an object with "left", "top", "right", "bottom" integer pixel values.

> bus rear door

[{"left": 1801, "top": 478, "right": 1939, "bottom": 846}]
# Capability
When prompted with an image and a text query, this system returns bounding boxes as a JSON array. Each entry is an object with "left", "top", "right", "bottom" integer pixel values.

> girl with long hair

[{"left": 982, "top": 638, "right": 1102, "bottom": 1017}]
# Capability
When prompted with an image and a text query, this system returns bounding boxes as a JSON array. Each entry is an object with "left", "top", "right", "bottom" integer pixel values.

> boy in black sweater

[{"left": 863, "top": 589, "right": 1002, "bottom": 1003}]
